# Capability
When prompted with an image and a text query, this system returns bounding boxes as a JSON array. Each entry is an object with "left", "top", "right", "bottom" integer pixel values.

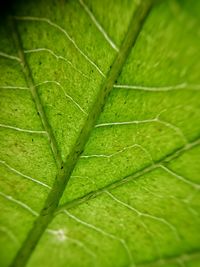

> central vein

[{"left": 10, "top": 1, "right": 155, "bottom": 266}]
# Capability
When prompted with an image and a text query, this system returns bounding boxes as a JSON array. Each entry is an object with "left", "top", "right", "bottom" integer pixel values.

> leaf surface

[{"left": 0, "top": 0, "right": 200, "bottom": 267}]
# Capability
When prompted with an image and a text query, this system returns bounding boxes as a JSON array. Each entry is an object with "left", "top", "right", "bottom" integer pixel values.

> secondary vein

[
  {"left": 57, "top": 137, "right": 200, "bottom": 212},
  {"left": 9, "top": 17, "right": 62, "bottom": 169}
]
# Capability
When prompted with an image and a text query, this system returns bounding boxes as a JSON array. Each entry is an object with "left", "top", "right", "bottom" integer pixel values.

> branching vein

[
  {"left": 14, "top": 16, "right": 105, "bottom": 77},
  {"left": 104, "top": 191, "right": 180, "bottom": 241},
  {"left": 95, "top": 117, "right": 187, "bottom": 144},
  {"left": 35, "top": 80, "right": 87, "bottom": 115},
  {"left": 24, "top": 48, "right": 90, "bottom": 79},
  {"left": 80, "top": 143, "right": 153, "bottom": 162}
]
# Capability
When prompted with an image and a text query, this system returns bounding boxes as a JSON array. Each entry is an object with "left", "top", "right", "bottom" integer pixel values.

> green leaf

[{"left": 0, "top": 0, "right": 200, "bottom": 267}]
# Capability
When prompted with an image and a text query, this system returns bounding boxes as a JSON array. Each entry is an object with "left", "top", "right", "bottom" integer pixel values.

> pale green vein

[
  {"left": 80, "top": 143, "right": 153, "bottom": 162},
  {"left": 24, "top": 48, "right": 90, "bottom": 79},
  {"left": 95, "top": 117, "right": 187, "bottom": 144},
  {"left": 78, "top": 0, "right": 119, "bottom": 52},
  {"left": 114, "top": 83, "right": 200, "bottom": 91},
  {"left": 35, "top": 80, "right": 88, "bottom": 115},
  {"left": 104, "top": 190, "right": 180, "bottom": 241},
  {"left": 63, "top": 210, "right": 134, "bottom": 266},
  {"left": 46, "top": 228, "right": 96, "bottom": 259},
  {"left": 0, "top": 123, "right": 47, "bottom": 135},
  {"left": 0, "top": 192, "right": 38, "bottom": 217},
  {"left": 0, "top": 85, "right": 28, "bottom": 90},
  {"left": 160, "top": 165, "right": 200, "bottom": 189},
  {"left": 0, "top": 226, "right": 19, "bottom": 245},
  {"left": 0, "top": 51, "right": 20, "bottom": 61},
  {"left": 14, "top": 16, "right": 105, "bottom": 77},
  {"left": 0, "top": 160, "right": 51, "bottom": 189}
]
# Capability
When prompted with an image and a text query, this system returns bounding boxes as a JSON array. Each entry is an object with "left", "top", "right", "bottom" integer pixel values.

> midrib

[{"left": 10, "top": 1, "right": 155, "bottom": 266}]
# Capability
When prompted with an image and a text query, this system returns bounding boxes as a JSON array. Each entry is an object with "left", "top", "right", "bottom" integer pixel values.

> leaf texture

[{"left": 0, "top": 0, "right": 200, "bottom": 267}]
